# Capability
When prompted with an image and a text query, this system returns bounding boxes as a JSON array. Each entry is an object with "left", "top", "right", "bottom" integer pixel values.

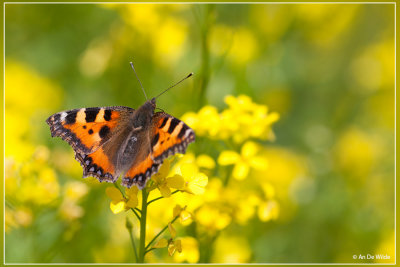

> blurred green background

[{"left": 4, "top": 3, "right": 395, "bottom": 264}]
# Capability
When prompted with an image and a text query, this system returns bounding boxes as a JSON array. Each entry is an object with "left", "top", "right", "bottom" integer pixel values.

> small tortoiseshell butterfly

[{"left": 46, "top": 64, "right": 195, "bottom": 189}]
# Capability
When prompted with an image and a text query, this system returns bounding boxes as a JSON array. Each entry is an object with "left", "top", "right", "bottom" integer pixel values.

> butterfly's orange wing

[
  {"left": 121, "top": 112, "right": 195, "bottom": 189},
  {"left": 46, "top": 106, "right": 134, "bottom": 182}
]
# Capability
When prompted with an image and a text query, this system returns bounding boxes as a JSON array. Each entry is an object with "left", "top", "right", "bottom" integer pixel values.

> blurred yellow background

[{"left": 4, "top": 3, "right": 395, "bottom": 264}]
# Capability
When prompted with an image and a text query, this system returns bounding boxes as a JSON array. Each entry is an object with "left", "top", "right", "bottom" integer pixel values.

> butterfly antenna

[
  {"left": 130, "top": 62, "right": 148, "bottom": 100},
  {"left": 155, "top": 72, "right": 193, "bottom": 99}
]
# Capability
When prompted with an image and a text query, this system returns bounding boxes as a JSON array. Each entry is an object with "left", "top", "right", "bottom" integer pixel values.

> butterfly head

[
  {"left": 132, "top": 98, "right": 156, "bottom": 128},
  {"left": 140, "top": 97, "right": 156, "bottom": 111},
  {"left": 150, "top": 97, "right": 156, "bottom": 108}
]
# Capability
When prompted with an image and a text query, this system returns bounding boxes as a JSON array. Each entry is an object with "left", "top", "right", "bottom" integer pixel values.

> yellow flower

[
  {"left": 196, "top": 205, "right": 231, "bottom": 231},
  {"left": 59, "top": 199, "right": 85, "bottom": 221},
  {"left": 261, "top": 183, "right": 276, "bottom": 199},
  {"left": 333, "top": 127, "right": 381, "bottom": 178},
  {"left": 196, "top": 154, "right": 216, "bottom": 169},
  {"left": 173, "top": 204, "right": 184, "bottom": 217},
  {"left": 106, "top": 187, "right": 125, "bottom": 214},
  {"left": 218, "top": 141, "right": 268, "bottom": 180},
  {"left": 168, "top": 222, "right": 176, "bottom": 238},
  {"left": 168, "top": 239, "right": 182, "bottom": 256},
  {"left": 60, "top": 182, "right": 88, "bottom": 222},
  {"left": 224, "top": 94, "right": 255, "bottom": 112},
  {"left": 151, "top": 160, "right": 185, "bottom": 197},
  {"left": 229, "top": 27, "right": 259, "bottom": 65},
  {"left": 258, "top": 200, "right": 279, "bottom": 222},
  {"left": 223, "top": 95, "right": 280, "bottom": 143},
  {"left": 182, "top": 106, "right": 221, "bottom": 137},
  {"left": 64, "top": 181, "right": 89, "bottom": 202},
  {"left": 151, "top": 17, "right": 188, "bottom": 65},
  {"left": 251, "top": 5, "right": 292, "bottom": 42},
  {"left": 173, "top": 236, "right": 199, "bottom": 263},
  {"left": 105, "top": 186, "right": 138, "bottom": 214},
  {"left": 125, "top": 187, "right": 139, "bottom": 208},
  {"left": 6, "top": 61, "right": 62, "bottom": 161},
  {"left": 180, "top": 164, "right": 208, "bottom": 195},
  {"left": 209, "top": 25, "right": 258, "bottom": 65},
  {"left": 153, "top": 221, "right": 182, "bottom": 256},
  {"left": 180, "top": 112, "right": 198, "bottom": 129},
  {"left": 121, "top": 4, "right": 160, "bottom": 34},
  {"left": 173, "top": 205, "right": 192, "bottom": 225},
  {"left": 235, "top": 194, "right": 261, "bottom": 225},
  {"left": 16, "top": 163, "right": 60, "bottom": 206}
]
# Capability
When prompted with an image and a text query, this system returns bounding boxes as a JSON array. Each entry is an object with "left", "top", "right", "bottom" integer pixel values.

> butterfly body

[{"left": 46, "top": 98, "right": 195, "bottom": 189}]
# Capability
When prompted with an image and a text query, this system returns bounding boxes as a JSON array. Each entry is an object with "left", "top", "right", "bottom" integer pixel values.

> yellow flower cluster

[
  {"left": 5, "top": 61, "right": 90, "bottom": 235},
  {"left": 209, "top": 25, "right": 259, "bottom": 65},
  {"left": 101, "top": 4, "right": 189, "bottom": 66},
  {"left": 6, "top": 146, "right": 60, "bottom": 207},
  {"left": 142, "top": 148, "right": 280, "bottom": 263},
  {"left": 139, "top": 148, "right": 279, "bottom": 263},
  {"left": 103, "top": 156, "right": 208, "bottom": 262},
  {"left": 162, "top": 96, "right": 281, "bottom": 262},
  {"left": 105, "top": 95, "right": 279, "bottom": 263},
  {"left": 105, "top": 159, "right": 208, "bottom": 215},
  {"left": 59, "top": 181, "right": 89, "bottom": 222},
  {"left": 5, "top": 146, "right": 60, "bottom": 232},
  {"left": 182, "top": 95, "right": 279, "bottom": 143},
  {"left": 218, "top": 141, "right": 268, "bottom": 180}
]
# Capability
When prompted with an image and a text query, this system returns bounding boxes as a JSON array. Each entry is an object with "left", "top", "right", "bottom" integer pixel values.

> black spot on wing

[
  {"left": 159, "top": 117, "right": 168, "bottom": 129},
  {"left": 88, "top": 129, "right": 93, "bottom": 135},
  {"left": 151, "top": 133, "right": 160, "bottom": 148},
  {"left": 85, "top": 108, "right": 100, "bottom": 122},
  {"left": 178, "top": 124, "right": 189, "bottom": 139},
  {"left": 104, "top": 109, "right": 112, "bottom": 121},
  {"left": 99, "top": 125, "right": 110, "bottom": 138},
  {"left": 168, "top": 118, "right": 180, "bottom": 134},
  {"left": 53, "top": 113, "right": 61, "bottom": 122},
  {"left": 65, "top": 112, "right": 77, "bottom": 124}
]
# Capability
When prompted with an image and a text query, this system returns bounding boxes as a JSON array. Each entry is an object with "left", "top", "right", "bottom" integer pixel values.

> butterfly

[{"left": 46, "top": 67, "right": 195, "bottom": 189}]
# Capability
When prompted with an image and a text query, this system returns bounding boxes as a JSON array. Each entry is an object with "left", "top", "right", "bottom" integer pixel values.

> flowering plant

[{"left": 103, "top": 94, "right": 279, "bottom": 263}]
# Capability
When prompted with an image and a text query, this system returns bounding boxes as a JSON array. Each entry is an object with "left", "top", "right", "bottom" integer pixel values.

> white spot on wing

[
  {"left": 60, "top": 112, "right": 67, "bottom": 121},
  {"left": 184, "top": 129, "right": 193, "bottom": 138}
]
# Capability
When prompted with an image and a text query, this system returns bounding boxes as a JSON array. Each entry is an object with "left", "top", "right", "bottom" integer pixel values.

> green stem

[
  {"left": 128, "top": 227, "right": 138, "bottom": 263},
  {"left": 147, "top": 190, "right": 180, "bottom": 206},
  {"left": 192, "top": 5, "right": 214, "bottom": 108},
  {"left": 144, "top": 247, "right": 156, "bottom": 256},
  {"left": 223, "top": 165, "right": 234, "bottom": 187},
  {"left": 135, "top": 208, "right": 142, "bottom": 213},
  {"left": 130, "top": 208, "right": 141, "bottom": 221},
  {"left": 145, "top": 214, "right": 180, "bottom": 251},
  {"left": 138, "top": 188, "right": 148, "bottom": 263}
]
